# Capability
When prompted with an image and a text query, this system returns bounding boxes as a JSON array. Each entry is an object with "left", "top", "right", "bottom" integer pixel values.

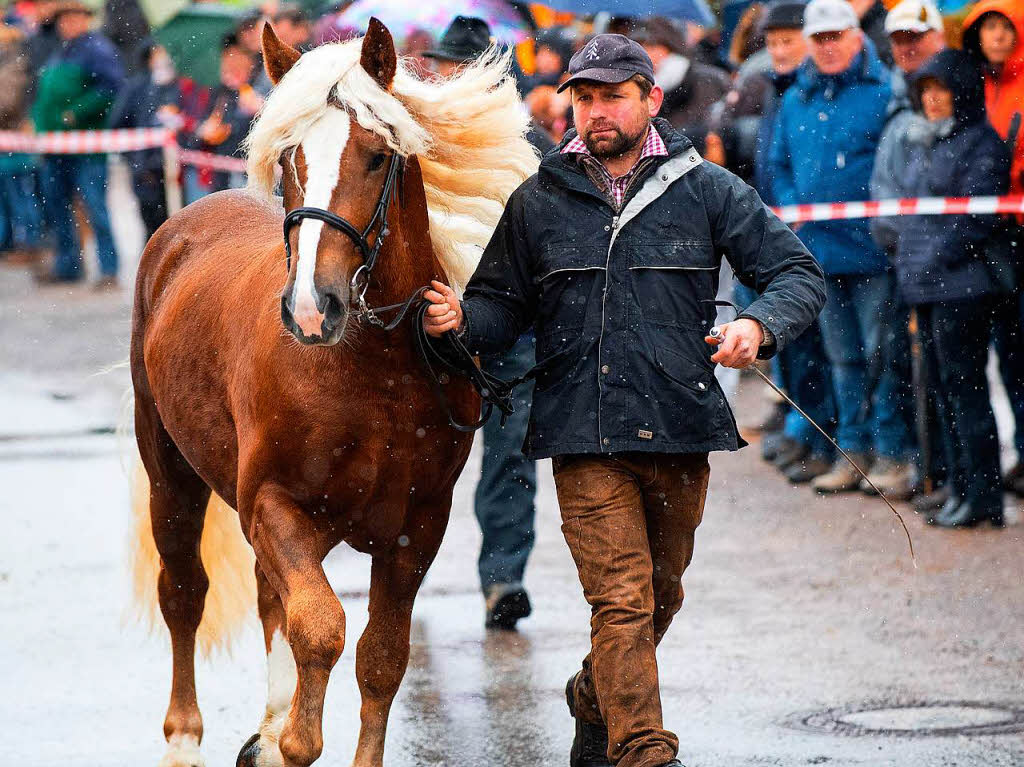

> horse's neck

[{"left": 369, "top": 201, "right": 443, "bottom": 306}]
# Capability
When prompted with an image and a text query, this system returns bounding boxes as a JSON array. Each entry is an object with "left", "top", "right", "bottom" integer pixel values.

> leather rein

[{"left": 280, "top": 152, "right": 519, "bottom": 432}]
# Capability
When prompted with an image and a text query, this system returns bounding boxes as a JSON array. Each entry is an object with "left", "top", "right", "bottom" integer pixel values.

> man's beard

[{"left": 582, "top": 120, "right": 648, "bottom": 159}]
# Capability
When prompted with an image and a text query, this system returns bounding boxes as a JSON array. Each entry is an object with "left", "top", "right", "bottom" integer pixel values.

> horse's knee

[{"left": 286, "top": 593, "right": 346, "bottom": 669}]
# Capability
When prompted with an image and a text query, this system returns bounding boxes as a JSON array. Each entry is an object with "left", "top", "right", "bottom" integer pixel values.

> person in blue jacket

[
  {"left": 895, "top": 48, "right": 1010, "bottom": 528},
  {"left": 769, "top": 0, "right": 912, "bottom": 494}
]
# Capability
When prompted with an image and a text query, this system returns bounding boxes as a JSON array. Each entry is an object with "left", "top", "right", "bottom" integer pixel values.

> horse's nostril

[{"left": 321, "top": 291, "right": 344, "bottom": 326}]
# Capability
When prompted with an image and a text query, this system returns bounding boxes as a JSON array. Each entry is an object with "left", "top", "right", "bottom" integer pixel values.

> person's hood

[
  {"left": 793, "top": 35, "right": 888, "bottom": 100},
  {"left": 912, "top": 48, "right": 988, "bottom": 128},
  {"left": 963, "top": 0, "right": 1024, "bottom": 80}
]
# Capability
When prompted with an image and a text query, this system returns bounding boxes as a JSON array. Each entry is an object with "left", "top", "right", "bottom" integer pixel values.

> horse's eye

[{"left": 368, "top": 153, "right": 388, "bottom": 171}]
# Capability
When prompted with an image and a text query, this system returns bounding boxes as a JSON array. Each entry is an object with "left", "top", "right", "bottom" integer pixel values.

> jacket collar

[{"left": 540, "top": 117, "right": 692, "bottom": 198}]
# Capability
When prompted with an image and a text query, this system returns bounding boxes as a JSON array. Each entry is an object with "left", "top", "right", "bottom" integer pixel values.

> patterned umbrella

[{"left": 334, "top": 0, "right": 533, "bottom": 45}]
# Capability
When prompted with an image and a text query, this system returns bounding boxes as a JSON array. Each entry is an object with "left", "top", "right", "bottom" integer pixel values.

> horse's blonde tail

[{"left": 130, "top": 458, "right": 257, "bottom": 658}]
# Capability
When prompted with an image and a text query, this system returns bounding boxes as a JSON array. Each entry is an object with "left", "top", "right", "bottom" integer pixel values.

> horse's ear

[
  {"left": 360, "top": 17, "right": 397, "bottom": 90},
  {"left": 262, "top": 23, "right": 301, "bottom": 85}
]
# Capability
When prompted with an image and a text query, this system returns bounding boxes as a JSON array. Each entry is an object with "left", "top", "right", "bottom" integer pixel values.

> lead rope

[{"left": 707, "top": 299, "right": 916, "bottom": 568}]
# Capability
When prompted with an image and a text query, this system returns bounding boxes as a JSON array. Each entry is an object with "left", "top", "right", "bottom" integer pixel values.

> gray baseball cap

[{"left": 556, "top": 34, "right": 656, "bottom": 94}]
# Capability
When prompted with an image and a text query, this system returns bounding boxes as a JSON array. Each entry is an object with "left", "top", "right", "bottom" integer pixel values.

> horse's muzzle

[{"left": 281, "top": 288, "right": 348, "bottom": 346}]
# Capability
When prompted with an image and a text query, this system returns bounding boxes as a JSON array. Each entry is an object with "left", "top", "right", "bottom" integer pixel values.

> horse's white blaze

[
  {"left": 250, "top": 629, "right": 296, "bottom": 767},
  {"left": 291, "top": 109, "right": 350, "bottom": 337},
  {"left": 158, "top": 733, "right": 204, "bottom": 767}
]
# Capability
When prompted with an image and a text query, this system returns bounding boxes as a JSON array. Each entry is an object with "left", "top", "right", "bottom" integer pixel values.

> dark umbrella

[
  {"left": 154, "top": 4, "right": 247, "bottom": 88},
  {"left": 539, "top": 0, "right": 714, "bottom": 25}
]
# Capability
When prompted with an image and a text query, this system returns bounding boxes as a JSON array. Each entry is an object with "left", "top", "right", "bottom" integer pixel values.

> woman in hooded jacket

[
  {"left": 895, "top": 48, "right": 1010, "bottom": 529},
  {"left": 962, "top": 0, "right": 1024, "bottom": 496}
]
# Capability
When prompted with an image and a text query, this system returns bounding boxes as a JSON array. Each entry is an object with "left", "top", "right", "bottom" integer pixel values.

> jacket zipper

[{"left": 596, "top": 214, "right": 620, "bottom": 450}]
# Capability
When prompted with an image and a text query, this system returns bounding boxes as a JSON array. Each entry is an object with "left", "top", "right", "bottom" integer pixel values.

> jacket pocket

[
  {"left": 628, "top": 241, "right": 718, "bottom": 327},
  {"left": 628, "top": 239, "right": 717, "bottom": 271},
  {"left": 652, "top": 335, "right": 714, "bottom": 394},
  {"left": 536, "top": 244, "right": 606, "bottom": 334}
]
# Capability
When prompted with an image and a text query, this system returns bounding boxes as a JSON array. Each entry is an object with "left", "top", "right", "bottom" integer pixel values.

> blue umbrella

[{"left": 540, "top": 0, "right": 715, "bottom": 26}]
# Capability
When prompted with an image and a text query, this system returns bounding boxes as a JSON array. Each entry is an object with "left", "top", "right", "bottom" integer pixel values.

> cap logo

[
  {"left": 584, "top": 41, "right": 601, "bottom": 61},
  {"left": 919, "top": 6, "right": 929, "bottom": 22}
]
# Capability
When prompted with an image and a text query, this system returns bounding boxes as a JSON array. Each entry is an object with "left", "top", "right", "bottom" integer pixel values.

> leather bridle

[{"left": 282, "top": 152, "right": 405, "bottom": 326}]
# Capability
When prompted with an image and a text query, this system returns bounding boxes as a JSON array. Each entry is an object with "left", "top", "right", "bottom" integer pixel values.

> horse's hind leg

[
  {"left": 351, "top": 502, "right": 450, "bottom": 767},
  {"left": 136, "top": 399, "right": 212, "bottom": 767},
  {"left": 246, "top": 484, "right": 346, "bottom": 767},
  {"left": 235, "top": 563, "right": 295, "bottom": 767}
]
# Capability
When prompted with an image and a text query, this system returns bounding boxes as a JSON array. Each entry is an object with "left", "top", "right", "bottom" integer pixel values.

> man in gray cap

[{"left": 423, "top": 33, "right": 826, "bottom": 767}]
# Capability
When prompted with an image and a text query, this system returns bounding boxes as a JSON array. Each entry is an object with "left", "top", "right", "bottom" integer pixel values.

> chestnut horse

[{"left": 129, "top": 20, "right": 536, "bottom": 767}]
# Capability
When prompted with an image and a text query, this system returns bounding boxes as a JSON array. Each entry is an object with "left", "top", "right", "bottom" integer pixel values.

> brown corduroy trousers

[{"left": 552, "top": 451, "right": 711, "bottom": 767}]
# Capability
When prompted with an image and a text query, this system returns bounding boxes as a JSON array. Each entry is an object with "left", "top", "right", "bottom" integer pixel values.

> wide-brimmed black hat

[
  {"left": 422, "top": 16, "right": 492, "bottom": 63},
  {"left": 556, "top": 34, "right": 656, "bottom": 93}
]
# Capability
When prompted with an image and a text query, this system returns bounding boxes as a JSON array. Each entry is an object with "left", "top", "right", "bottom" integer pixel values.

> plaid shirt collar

[{"left": 561, "top": 124, "right": 668, "bottom": 210}]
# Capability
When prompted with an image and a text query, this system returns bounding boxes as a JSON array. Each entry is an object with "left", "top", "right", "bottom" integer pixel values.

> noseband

[{"left": 282, "top": 152, "right": 405, "bottom": 324}]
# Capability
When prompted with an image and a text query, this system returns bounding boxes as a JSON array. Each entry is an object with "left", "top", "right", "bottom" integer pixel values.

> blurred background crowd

[{"left": 0, "top": 0, "right": 1022, "bottom": 528}]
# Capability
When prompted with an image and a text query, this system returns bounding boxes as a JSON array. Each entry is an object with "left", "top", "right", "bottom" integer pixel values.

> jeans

[
  {"left": 554, "top": 451, "right": 710, "bottom": 767},
  {"left": 39, "top": 155, "right": 118, "bottom": 278},
  {"left": 0, "top": 168, "right": 42, "bottom": 249},
  {"left": 734, "top": 280, "right": 835, "bottom": 457},
  {"left": 917, "top": 299, "right": 1002, "bottom": 512},
  {"left": 818, "top": 272, "right": 911, "bottom": 458},
  {"left": 990, "top": 292, "right": 1024, "bottom": 457},
  {"left": 474, "top": 333, "right": 537, "bottom": 592}
]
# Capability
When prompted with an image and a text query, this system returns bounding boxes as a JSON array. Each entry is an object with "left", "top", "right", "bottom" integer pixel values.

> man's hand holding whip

[{"left": 704, "top": 319, "right": 765, "bottom": 368}]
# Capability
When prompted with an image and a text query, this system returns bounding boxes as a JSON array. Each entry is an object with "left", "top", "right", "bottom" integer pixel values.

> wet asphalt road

[{"left": 2, "top": 234, "right": 1023, "bottom": 767}]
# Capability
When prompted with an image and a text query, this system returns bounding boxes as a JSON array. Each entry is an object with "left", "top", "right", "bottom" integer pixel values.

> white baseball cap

[
  {"left": 803, "top": 0, "right": 860, "bottom": 37},
  {"left": 884, "top": 0, "right": 944, "bottom": 35}
]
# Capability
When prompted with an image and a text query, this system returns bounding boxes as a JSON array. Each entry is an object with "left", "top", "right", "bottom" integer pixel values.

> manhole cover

[{"left": 785, "top": 701, "right": 1024, "bottom": 737}]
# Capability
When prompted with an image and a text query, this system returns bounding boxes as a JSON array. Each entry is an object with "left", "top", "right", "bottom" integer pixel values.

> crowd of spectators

[{"left": 0, "top": 0, "right": 1022, "bottom": 525}]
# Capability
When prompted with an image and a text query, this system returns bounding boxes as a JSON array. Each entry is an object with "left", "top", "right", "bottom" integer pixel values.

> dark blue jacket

[
  {"left": 895, "top": 49, "right": 1011, "bottom": 305},
  {"left": 459, "top": 119, "right": 826, "bottom": 459},
  {"left": 768, "top": 42, "right": 891, "bottom": 275}
]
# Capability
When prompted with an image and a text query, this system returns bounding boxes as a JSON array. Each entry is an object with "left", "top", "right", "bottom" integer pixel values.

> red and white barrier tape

[
  {"left": 176, "top": 148, "right": 248, "bottom": 173},
  {"left": 3, "top": 130, "right": 1024, "bottom": 216},
  {"left": 0, "top": 127, "right": 172, "bottom": 153},
  {"left": 0, "top": 128, "right": 247, "bottom": 173},
  {"left": 772, "top": 195, "right": 1024, "bottom": 223}
]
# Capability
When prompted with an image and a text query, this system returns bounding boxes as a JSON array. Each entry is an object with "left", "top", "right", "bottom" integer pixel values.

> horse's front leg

[
  {"left": 235, "top": 563, "right": 295, "bottom": 767},
  {"left": 350, "top": 500, "right": 452, "bottom": 767},
  {"left": 245, "top": 485, "right": 345, "bottom": 767}
]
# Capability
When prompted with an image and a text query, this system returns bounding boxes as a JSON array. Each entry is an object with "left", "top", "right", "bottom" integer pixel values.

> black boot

[
  {"left": 485, "top": 584, "right": 532, "bottom": 630},
  {"left": 929, "top": 499, "right": 1004, "bottom": 528},
  {"left": 565, "top": 673, "right": 611, "bottom": 767}
]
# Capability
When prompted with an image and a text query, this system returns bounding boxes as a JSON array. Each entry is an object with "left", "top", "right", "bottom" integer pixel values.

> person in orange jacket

[
  {"left": 963, "top": 0, "right": 1024, "bottom": 496},
  {"left": 963, "top": 0, "right": 1024, "bottom": 193}
]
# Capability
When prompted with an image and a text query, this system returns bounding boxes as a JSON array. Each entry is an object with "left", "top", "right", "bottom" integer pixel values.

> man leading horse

[{"left": 424, "top": 34, "right": 827, "bottom": 767}]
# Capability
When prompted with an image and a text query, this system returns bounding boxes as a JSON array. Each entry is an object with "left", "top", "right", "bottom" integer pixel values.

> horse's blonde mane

[{"left": 244, "top": 37, "right": 539, "bottom": 290}]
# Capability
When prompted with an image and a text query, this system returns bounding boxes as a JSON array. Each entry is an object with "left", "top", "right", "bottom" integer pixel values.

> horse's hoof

[{"left": 235, "top": 733, "right": 261, "bottom": 767}]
